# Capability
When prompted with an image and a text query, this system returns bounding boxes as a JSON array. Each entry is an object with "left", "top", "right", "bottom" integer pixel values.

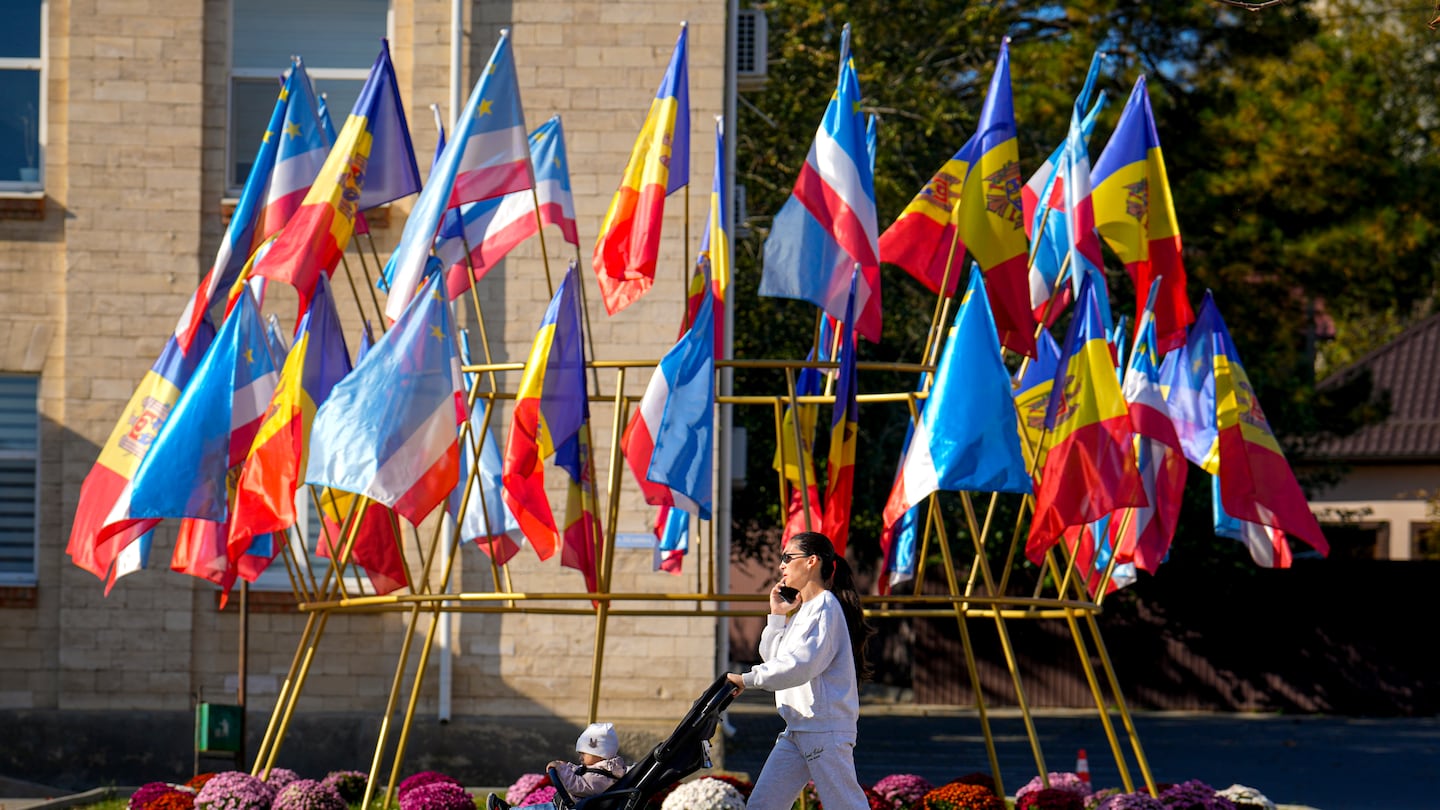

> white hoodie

[{"left": 741, "top": 589, "right": 859, "bottom": 734}]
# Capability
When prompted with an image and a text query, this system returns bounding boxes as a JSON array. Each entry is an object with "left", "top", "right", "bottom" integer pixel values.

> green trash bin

[{"left": 195, "top": 702, "right": 244, "bottom": 753}]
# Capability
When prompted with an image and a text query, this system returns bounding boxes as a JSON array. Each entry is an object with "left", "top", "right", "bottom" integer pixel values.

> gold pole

[
  {"left": 783, "top": 368, "right": 813, "bottom": 531},
  {"left": 261, "top": 609, "right": 331, "bottom": 774},
  {"left": 383, "top": 602, "right": 447, "bottom": 807},
  {"left": 361, "top": 603, "right": 425, "bottom": 810},
  {"left": 250, "top": 609, "right": 318, "bottom": 775},
  {"left": 930, "top": 500, "right": 1005, "bottom": 797},
  {"left": 1044, "top": 549, "right": 1135, "bottom": 792},
  {"left": 350, "top": 232, "right": 387, "bottom": 333}
]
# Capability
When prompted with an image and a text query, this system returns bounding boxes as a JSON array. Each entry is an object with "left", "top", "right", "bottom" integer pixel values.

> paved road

[{"left": 721, "top": 704, "right": 1440, "bottom": 810}]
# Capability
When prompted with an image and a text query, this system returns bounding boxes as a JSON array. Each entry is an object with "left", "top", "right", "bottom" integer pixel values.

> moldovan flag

[
  {"left": 383, "top": 31, "right": 532, "bottom": 320},
  {"left": 820, "top": 270, "right": 860, "bottom": 556},
  {"left": 1013, "top": 329, "right": 1062, "bottom": 469},
  {"left": 306, "top": 272, "right": 464, "bottom": 527},
  {"left": 229, "top": 275, "right": 351, "bottom": 557},
  {"left": 502, "top": 265, "right": 587, "bottom": 559},
  {"left": 436, "top": 114, "right": 578, "bottom": 299},
  {"left": 1027, "top": 275, "right": 1147, "bottom": 565},
  {"left": 253, "top": 40, "right": 420, "bottom": 311},
  {"left": 66, "top": 323, "right": 215, "bottom": 582},
  {"left": 1091, "top": 76, "right": 1193, "bottom": 353},
  {"left": 881, "top": 269, "right": 1032, "bottom": 547},
  {"left": 759, "top": 35, "right": 882, "bottom": 342},
  {"left": 954, "top": 39, "right": 1035, "bottom": 358},
  {"left": 879, "top": 137, "right": 973, "bottom": 296},
  {"left": 1198, "top": 292, "right": 1329, "bottom": 562},
  {"left": 592, "top": 24, "right": 689, "bottom": 315},
  {"left": 701, "top": 117, "right": 732, "bottom": 355},
  {"left": 556, "top": 425, "right": 601, "bottom": 592},
  {"left": 1108, "top": 281, "right": 1186, "bottom": 573}
]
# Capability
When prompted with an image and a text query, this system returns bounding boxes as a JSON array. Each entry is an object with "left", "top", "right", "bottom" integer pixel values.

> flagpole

[
  {"left": 590, "top": 372, "right": 631, "bottom": 722},
  {"left": 348, "top": 237, "right": 388, "bottom": 334},
  {"left": 459, "top": 238, "right": 501, "bottom": 394},
  {"left": 920, "top": 212, "right": 966, "bottom": 367},
  {"left": 783, "top": 368, "right": 814, "bottom": 531}
]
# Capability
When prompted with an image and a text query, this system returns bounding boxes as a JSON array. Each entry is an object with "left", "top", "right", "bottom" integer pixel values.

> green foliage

[{"left": 731, "top": 0, "right": 1437, "bottom": 572}]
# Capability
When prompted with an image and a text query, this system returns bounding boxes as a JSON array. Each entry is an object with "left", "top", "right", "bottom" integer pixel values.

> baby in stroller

[
  {"left": 489, "top": 722, "right": 629, "bottom": 810},
  {"left": 496, "top": 675, "right": 740, "bottom": 810}
]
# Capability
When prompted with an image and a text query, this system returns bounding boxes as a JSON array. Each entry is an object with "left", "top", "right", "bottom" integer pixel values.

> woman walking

[{"left": 727, "top": 531, "right": 875, "bottom": 810}]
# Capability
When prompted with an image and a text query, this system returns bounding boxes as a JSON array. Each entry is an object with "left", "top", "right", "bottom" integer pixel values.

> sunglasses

[{"left": 780, "top": 552, "right": 814, "bottom": 563}]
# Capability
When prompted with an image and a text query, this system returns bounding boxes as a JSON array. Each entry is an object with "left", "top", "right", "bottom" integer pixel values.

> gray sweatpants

[{"left": 745, "top": 729, "right": 869, "bottom": 810}]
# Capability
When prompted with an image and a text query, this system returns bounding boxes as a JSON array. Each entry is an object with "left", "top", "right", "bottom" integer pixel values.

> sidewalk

[{"left": 723, "top": 700, "right": 1440, "bottom": 810}]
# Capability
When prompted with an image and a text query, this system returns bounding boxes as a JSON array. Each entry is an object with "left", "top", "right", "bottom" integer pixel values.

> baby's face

[{"left": 580, "top": 752, "right": 605, "bottom": 766}]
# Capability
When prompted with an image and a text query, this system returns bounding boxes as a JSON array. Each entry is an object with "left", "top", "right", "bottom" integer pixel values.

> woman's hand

[
  {"left": 726, "top": 672, "right": 745, "bottom": 694},
  {"left": 769, "top": 582, "right": 801, "bottom": 614}
]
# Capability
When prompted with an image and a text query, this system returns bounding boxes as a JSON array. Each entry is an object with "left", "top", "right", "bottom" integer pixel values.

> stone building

[{"left": 0, "top": 0, "right": 741, "bottom": 788}]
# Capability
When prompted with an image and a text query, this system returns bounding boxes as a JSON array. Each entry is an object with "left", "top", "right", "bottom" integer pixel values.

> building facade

[{"left": 0, "top": 0, "right": 734, "bottom": 787}]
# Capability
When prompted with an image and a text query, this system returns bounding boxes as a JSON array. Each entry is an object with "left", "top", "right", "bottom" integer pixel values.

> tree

[{"left": 729, "top": 0, "right": 1436, "bottom": 572}]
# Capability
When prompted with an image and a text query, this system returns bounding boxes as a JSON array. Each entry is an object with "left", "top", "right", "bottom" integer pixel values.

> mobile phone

[{"left": 777, "top": 585, "right": 800, "bottom": 603}]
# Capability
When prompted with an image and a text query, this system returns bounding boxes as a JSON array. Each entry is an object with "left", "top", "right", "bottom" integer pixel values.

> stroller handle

[{"left": 652, "top": 674, "right": 741, "bottom": 761}]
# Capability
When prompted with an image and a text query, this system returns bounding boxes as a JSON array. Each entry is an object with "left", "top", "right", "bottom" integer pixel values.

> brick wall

[{"left": 0, "top": 0, "right": 726, "bottom": 753}]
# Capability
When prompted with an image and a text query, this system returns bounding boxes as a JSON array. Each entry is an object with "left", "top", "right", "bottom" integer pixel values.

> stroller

[{"left": 548, "top": 675, "right": 741, "bottom": 810}]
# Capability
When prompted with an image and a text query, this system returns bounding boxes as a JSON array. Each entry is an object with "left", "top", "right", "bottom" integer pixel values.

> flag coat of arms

[
  {"left": 954, "top": 39, "right": 1035, "bottom": 358},
  {"left": 1027, "top": 275, "right": 1147, "bottom": 564},
  {"left": 253, "top": 40, "right": 420, "bottom": 310}
]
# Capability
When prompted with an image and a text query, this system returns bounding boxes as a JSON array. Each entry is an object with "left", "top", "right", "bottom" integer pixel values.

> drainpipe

[{"left": 438, "top": 0, "right": 465, "bottom": 725}]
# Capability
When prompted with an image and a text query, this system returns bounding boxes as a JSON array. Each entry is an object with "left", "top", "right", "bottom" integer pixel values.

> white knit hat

[{"left": 576, "top": 721, "right": 619, "bottom": 758}]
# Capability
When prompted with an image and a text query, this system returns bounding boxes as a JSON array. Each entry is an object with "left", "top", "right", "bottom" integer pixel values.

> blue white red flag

[
  {"left": 434, "top": 115, "right": 578, "bottom": 299},
  {"left": 383, "top": 31, "right": 531, "bottom": 321},
  {"left": 647, "top": 293, "right": 716, "bottom": 519},
  {"left": 760, "top": 29, "right": 882, "bottom": 342},
  {"left": 306, "top": 272, "right": 464, "bottom": 526}
]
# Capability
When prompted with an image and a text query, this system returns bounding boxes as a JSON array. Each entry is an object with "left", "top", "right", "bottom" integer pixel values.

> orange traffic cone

[{"left": 1076, "top": 748, "right": 1091, "bottom": 784}]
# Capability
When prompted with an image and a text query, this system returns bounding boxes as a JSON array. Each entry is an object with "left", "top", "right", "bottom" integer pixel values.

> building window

[
  {"left": 0, "top": 0, "right": 45, "bottom": 190},
  {"left": 1410, "top": 522, "right": 1440, "bottom": 560},
  {"left": 0, "top": 375, "right": 39, "bottom": 583},
  {"left": 227, "top": 0, "right": 390, "bottom": 191}
]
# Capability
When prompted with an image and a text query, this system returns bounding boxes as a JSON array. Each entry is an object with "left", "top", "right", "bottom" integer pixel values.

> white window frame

[
  {"left": 0, "top": 374, "right": 40, "bottom": 585},
  {"left": 224, "top": 0, "right": 393, "bottom": 195},
  {"left": 0, "top": 0, "right": 47, "bottom": 194}
]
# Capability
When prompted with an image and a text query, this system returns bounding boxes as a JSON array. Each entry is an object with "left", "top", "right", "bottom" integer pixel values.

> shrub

[
  {"left": 321, "top": 772, "right": 369, "bottom": 805},
  {"left": 946, "top": 775, "right": 995, "bottom": 797},
  {"left": 194, "top": 771, "right": 277, "bottom": 810},
  {"left": 862, "top": 786, "right": 893, "bottom": 810},
  {"left": 130, "top": 783, "right": 177, "bottom": 810},
  {"left": 1094, "top": 794, "right": 1165, "bottom": 810},
  {"left": 920, "top": 782, "right": 1004, "bottom": 810},
  {"left": 659, "top": 778, "right": 747, "bottom": 810},
  {"left": 788, "top": 782, "right": 819, "bottom": 810},
  {"left": 1015, "top": 774, "right": 1092, "bottom": 803},
  {"left": 1157, "top": 781, "right": 1235, "bottom": 810},
  {"left": 398, "top": 782, "right": 476, "bottom": 810},
  {"left": 506, "top": 774, "right": 550, "bottom": 806},
  {"left": 1214, "top": 785, "right": 1273, "bottom": 810},
  {"left": 399, "top": 773, "right": 464, "bottom": 799},
  {"left": 521, "top": 786, "right": 557, "bottom": 807},
  {"left": 265, "top": 770, "right": 301, "bottom": 792},
  {"left": 872, "top": 775, "right": 933, "bottom": 810},
  {"left": 1017, "top": 788, "right": 1085, "bottom": 810},
  {"left": 187, "top": 775, "right": 218, "bottom": 791},
  {"left": 149, "top": 791, "right": 197, "bottom": 810},
  {"left": 707, "top": 776, "right": 754, "bottom": 800},
  {"left": 273, "top": 780, "right": 346, "bottom": 810}
]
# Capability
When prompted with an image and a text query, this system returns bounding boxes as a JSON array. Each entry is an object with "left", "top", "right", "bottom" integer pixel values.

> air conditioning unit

[{"left": 735, "top": 9, "right": 768, "bottom": 91}]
